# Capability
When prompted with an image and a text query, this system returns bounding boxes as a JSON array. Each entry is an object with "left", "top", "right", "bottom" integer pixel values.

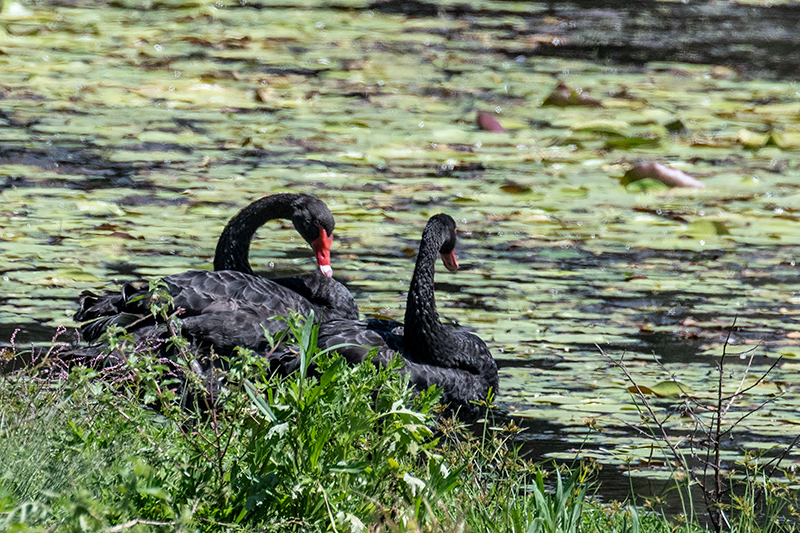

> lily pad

[{"left": 627, "top": 381, "right": 690, "bottom": 398}]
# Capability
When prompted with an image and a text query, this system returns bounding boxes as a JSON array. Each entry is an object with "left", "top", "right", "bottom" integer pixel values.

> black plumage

[
  {"left": 74, "top": 193, "right": 358, "bottom": 358},
  {"left": 271, "top": 214, "right": 498, "bottom": 422}
]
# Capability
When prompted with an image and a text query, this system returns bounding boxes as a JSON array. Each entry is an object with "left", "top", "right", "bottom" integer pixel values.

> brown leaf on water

[
  {"left": 255, "top": 86, "right": 273, "bottom": 103},
  {"left": 93, "top": 223, "right": 119, "bottom": 231},
  {"left": 182, "top": 36, "right": 251, "bottom": 50},
  {"left": 622, "top": 162, "right": 704, "bottom": 189},
  {"left": 709, "top": 65, "right": 738, "bottom": 80},
  {"left": 542, "top": 82, "right": 603, "bottom": 108},
  {"left": 108, "top": 232, "right": 136, "bottom": 240},
  {"left": 341, "top": 58, "right": 367, "bottom": 71},
  {"left": 506, "top": 239, "right": 541, "bottom": 249},
  {"left": 499, "top": 182, "right": 531, "bottom": 194},
  {"left": 476, "top": 112, "right": 505, "bottom": 132},
  {"left": 525, "top": 33, "right": 567, "bottom": 46}
]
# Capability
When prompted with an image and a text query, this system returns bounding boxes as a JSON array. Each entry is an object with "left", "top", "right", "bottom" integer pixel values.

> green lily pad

[
  {"left": 686, "top": 220, "right": 731, "bottom": 236},
  {"left": 627, "top": 381, "right": 690, "bottom": 398}
]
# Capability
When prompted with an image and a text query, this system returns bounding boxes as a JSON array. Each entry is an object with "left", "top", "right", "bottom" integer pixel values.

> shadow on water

[
  {"left": 492, "top": 412, "right": 800, "bottom": 522},
  {"left": 487, "top": 412, "right": 702, "bottom": 516},
  {"left": 0, "top": 321, "right": 69, "bottom": 347},
  {"left": 366, "top": 0, "right": 800, "bottom": 80},
  {"left": 0, "top": 145, "right": 151, "bottom": 190},
  {"left": 618, "top": 331, "right": 707, "bottom": 365}
]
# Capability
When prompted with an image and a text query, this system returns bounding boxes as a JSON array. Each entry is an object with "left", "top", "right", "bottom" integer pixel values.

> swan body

[
  {"left": 272, "top": 214, "right": 498, "bottom": 421},
  {"left": 75, "top": 194, "right": 357, "bottom": 357}
]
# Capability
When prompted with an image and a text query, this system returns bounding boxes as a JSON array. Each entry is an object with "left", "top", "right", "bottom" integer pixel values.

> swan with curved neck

[
  {"left": 272, "top": 214, "right": 498, "bottom": 422},
  {"left": 214, "top": 193, "right": 335, "bottom": 277},
  {"left": 75, "top": 193, "right": 358, "bottom": 358}
]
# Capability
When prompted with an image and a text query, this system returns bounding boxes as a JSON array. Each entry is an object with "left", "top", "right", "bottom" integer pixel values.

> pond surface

[{"left": 2, "top": 0, "right": 800, "bottom": 501}]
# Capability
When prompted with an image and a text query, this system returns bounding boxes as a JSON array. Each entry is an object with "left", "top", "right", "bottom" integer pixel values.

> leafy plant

[
  {"left": 603, "top": 324, "right": 800, "bottom": 533},
  {"left": 11, "top": 314, "right": 800, "bottom": 532}
]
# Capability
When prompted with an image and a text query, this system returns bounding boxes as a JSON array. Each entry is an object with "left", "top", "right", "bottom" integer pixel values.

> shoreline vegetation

[
  {"left": 3, "top": 0, "right": 800, "bottom": 476},
  {"left": 1, "top": 316, "right": 797, "bottom": 532},
  {"left": 2, "top": 1, "right": 800, "bottom": 530}
]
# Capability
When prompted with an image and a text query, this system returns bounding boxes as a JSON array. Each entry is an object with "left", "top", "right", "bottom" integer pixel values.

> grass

[{"left": 0, "top": 316, "right": 798, "bottom": 532}]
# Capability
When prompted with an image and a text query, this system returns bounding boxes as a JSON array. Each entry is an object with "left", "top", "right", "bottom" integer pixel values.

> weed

[
  {"left": 603, "top": 323, "right": 800, "bottom": 533},
  {"left": 5, "top": 315, "right": 797, "bottom": 532}
]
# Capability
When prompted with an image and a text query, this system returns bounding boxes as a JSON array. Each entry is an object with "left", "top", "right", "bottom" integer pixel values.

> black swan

[
  {"left": 74, "top": 193, "right": 358, "bottom": 358},
  {"left": 212, "top": 193, "right": 357, "bottom": 322},
  {"left": 214, "top": 192, "right": 334, "bottom": 276},
  {"left": 272, "top": 214, "right": 498, "bottom": 422}
]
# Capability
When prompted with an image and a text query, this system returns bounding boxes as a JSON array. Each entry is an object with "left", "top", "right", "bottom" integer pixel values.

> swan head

[
  {"left": 433, "top": 214, "right": 459, "bottom": 272},
  {"left": 291, "top": 195, "right": 336, "bottom": 277},
  {"left": 440, "top": 251, "right": 459, "bottom": 272}
]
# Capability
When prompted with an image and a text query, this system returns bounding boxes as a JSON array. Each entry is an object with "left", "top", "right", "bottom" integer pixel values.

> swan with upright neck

[
  {"left": 272, "top": 214, "right": 498, "bottom": 422},
  {"left": 75, "top": 193, "right": 358, "bottom": 357}
]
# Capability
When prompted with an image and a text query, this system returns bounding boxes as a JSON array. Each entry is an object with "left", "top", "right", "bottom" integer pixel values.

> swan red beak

[
  {"left": 312, "top": 227, "right": 334, "bottom": 277},
  {"left": 440, "top": 251, "right": 459, "bottom": 272}
]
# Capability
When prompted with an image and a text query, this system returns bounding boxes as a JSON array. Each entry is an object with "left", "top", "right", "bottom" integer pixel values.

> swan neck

[
  {"left": 213, "top": 194, "right": 299, "bottom": 273},
  {"left": 404, "top": 222, "right": 446, "bottom": 357}
]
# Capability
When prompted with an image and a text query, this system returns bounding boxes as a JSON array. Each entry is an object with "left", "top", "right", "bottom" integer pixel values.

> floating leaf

[
  {"left": 500, "top": 182, "right": 532, "bottom": 194},
  {"left": 627, "top": 381, "right": 689, "bottom": 398},
  {"left": 649, "top": 381, "right": 690, "bottom": 397},
  {"left": 622, "top": 162, "right": 704, "bottom": 188},
  {"left": 686, "top": 220, "right": 730, "bottom": 236},
  {"left": 624, "top": 178, "right": 671, "bottom": 193},
  {"left": 496, "top": 118, "right": 529, "bottom": 131},
  {"left": 737, "top": 129, "right": 769, "bottom": 149},
  {"left": 476, "top": 112, "right": 505, "bottom": 132},
  {"left": 768, "top": 131, "right": 800, "bottom": 150},
  {"left": 2, "top": 2, "right": 34, "bottom": 17},
  {"left": 605, "top": 136, "right": 660, "bottom": 150},
  {"left": 559, "top": 186, "right": 589, "bottom": 199},
  {"left": 107, "top": 232, "right": 137, "bottom": 240},
  {"left": 542, "top": 82, "right": 603, "bottom": 107},
  {"left": 624, "top": 274, "right": 648, "bottom": 281},
  {"left": 573, "top": 120, "right": 630, "bottom": 134},
  {"left": 31, "top": 269, "right": 101, "bottom": 285}
]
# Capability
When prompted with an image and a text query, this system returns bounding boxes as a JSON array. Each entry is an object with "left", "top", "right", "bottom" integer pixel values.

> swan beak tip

[
  {"left": 312, "top": 229, "right": 334, "bottom": 277},
  {"left": 441, "top": 251, "right": 459, "bottom": 272}
]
